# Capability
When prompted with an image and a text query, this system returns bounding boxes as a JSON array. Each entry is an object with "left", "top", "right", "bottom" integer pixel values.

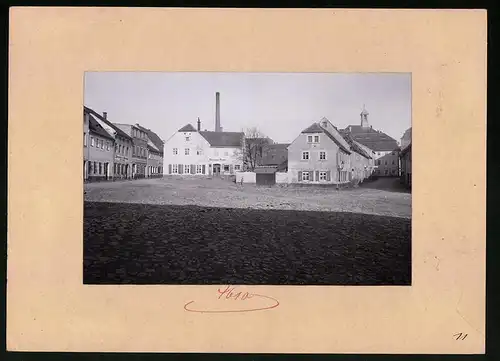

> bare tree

[{"left": 241, "top": 127, "right": 273, "bottom": 171}]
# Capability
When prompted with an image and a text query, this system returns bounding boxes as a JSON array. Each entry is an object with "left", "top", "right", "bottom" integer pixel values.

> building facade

[
  {"left": 84, "top": 106, "right": 134, "bottom": 181},
  {"left": 339, "top": 130, "right": 373, "bottom": 182},
  {"left": 86, "top": 113, "right": 115, "bottom": 182},
  {"left": 114, "top": 123, "right": 149, "bottom": 179},
  {"left": 343, "top": 106, "right": 400, "bottom": 177},
  {"left": 135, "top": 124, "right": 165, "bottom": 178},
  {"left": 164, "top": 122, "right": 244, "bottom": 176},
  {"left": 400, "top": 143, "right": 412, "bottom": 189},
  {"left": 288, "top": 117, "right": 352, "bottom": 184}
]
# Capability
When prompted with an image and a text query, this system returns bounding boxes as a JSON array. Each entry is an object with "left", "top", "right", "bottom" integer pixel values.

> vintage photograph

[{"left": 83, "top": 72, "right": 412, "bottom": 285}]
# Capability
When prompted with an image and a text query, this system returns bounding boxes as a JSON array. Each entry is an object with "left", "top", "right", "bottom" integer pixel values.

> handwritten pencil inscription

[{"left": 184, "top": 286, "right": 280, "bottom": 313}]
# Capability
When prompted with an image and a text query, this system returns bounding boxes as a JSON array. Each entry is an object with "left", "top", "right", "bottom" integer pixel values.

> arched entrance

[{"left": 212, "top": 163, "right": 221, "bottom": 175}]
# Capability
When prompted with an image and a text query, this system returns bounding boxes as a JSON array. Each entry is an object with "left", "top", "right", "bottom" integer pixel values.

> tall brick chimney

[
  {"left": 215, "top": 92, "right": 221, "bottom": 132},
  {"left": 197, "top": 117, "right": 201, "bottom": 131}
]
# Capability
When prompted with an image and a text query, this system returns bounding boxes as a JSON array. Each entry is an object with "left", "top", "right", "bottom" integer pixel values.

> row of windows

[
  {"left": 170, "top": 164, "right": 241, "bottom": 174},
  {"left": 132, "top": 128, "right": 147, "bottom": 139},
  {"left": 375, "top": 169, "right": 399, "bottom": 175},
  {"left": 300, "top": 171, "right": 329, "bottom": 181},
  {"left": 302, "top": 151, "right": 327, "bottom": 160},
  {"left": 84, "top": 133, "right": 112, "bottom": 151},
  {"left": 86, "top": 161, "right": 109, "bottom": 175},
  {"left": 173, "top": 148, "right": 205, "bottom": 156},
  {"left": 307, "top": 135, "right": 320, "bottom": 143},
  {"left": 133, "top": 146, "right": 147, "bottom": 157},
  {"left": 114, "top": 163, "right": 128, "bottom": 175},
  {"left": 299, "top": 170, "right": 350, "bottom": 182},
  {"left": 377, "top": 159, "right": 397, "bottom": 165},
  {"left": 85, "top": 133, "right": 144, "bottom": 158},
  {"left": 171, "top": 164, "right": 205, "bottom": 174}
]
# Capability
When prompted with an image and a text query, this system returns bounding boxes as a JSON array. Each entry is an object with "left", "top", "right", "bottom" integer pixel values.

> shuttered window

[
  {"left": 178, "top": 164, "right": 183, "bottom": 174},
  {"left": 191, "top": 164, "right": 196, "bottom": 174}
]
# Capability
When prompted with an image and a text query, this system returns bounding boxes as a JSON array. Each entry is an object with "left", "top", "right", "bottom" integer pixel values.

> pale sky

[{"left": 84, "top": 72, "right": 411, "bottom": 144}]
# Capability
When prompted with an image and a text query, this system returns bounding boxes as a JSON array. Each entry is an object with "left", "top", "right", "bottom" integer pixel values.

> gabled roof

[
  {"left": 199, "top": 131, "right": 244, "bottom": 147},
  {"left": 402, "top": 127, "right": 412, "bottom": 140},
  {"left": 147, "top": 139, "right": 160, "bottom": 152},
  {"left": 300, "top": 122, "right": 351, "bottom": 154},
  {"left": 301, "top": 123, "right": 324, "bottom": 133},
  {"left": 344, "top": 125, "right": 399, "bottom": 152},
  {"left": 88, "top": 114, "right": 115, "bottom": 140},
  {"left": 84, "top": 106, "right": 132, "bottom": 140},
  {"left": 178, "top": 124, "right": 197, "bottom": 132},
  {"left": 339, "top": 130, "right": 371, "bottom": 159},
  {"left": 136, "top": 123, "right": 164, "bottom": 154},
  {"left": 260, "top": 143, "right": 289, "bottom": 166},
  {"left": 400, "top": 143, "right": 412, "bottom": 156}
]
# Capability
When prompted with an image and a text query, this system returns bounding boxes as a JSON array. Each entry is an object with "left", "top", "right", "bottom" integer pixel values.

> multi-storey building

[
  {"left": 343, "top": 106, "right": 400, "bottom": 177},
  {"left": 114, "top": 123, "right": 149, "bottom": 179},
  {"left": 84, "top": 107, "right": 134, "bottom": 181},
  {"left": 84, "top": 111, "right": 115, "bottom": 182},
  {"left": 135, "top": 124, "right": 165, "bottom": 178},
  {"left": 164, "top": 92, "right": 244, "bottom": 176}
]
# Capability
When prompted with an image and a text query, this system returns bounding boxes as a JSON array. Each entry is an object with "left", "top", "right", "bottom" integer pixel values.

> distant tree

[{"left": 240, "top": 127, "right": 273, "bottom": 171}]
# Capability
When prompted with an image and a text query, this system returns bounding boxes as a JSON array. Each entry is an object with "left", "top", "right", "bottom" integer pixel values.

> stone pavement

[{"left": 84, "top": 176, "right": 411, "bottom": 219}]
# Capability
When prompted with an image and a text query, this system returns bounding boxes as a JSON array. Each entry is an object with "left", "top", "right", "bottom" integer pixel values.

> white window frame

[
  {"left": 302, "top": 151, "right": 310, "bottom": 160},
  {"left": 314, "top": 135, "right": 320, "bottom": 143},
  {"left": 234, "top": 164, "right": 241, "bottom": 171},
  {"left": 173, "top": 148, "right": 178, "bottom": 155},
  {"left": 172, "top": 164, "right": 178, "bottom": 174},
  {"left": 185, "top": 148, "right": 190, "bottom": 155},
  {"left": 91, "top": 137, "right": 95, "bottom": 147},
  {"left": 196, "top": 165, "right": 203, "bottom": 174},
  {"left": 319, "top": 151, "right": 326, "bottom": 160},
  {"left": 223, "top": 165, "right": 230, "bottom": 172},
  {"left": 185, "top": 136, "right": 190, "bottom": 141},
  {"left": 197, "top": 150, "right": 202, "bottom": 155},
  {"left": 307, "top": 135, "right": 313, "bottom": 143},
  {"left": 302, "top": 171, "right": 310, "bottom": 181},
  {"left": 184, "top": 164, "right": 190, "bottom": 174}
]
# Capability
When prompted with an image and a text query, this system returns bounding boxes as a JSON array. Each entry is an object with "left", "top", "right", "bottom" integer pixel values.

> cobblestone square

[{"left": 84, "top": 177, "right": 411, "bottom": 285}]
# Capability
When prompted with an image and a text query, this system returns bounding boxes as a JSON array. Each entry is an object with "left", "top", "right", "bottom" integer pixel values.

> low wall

[
  {"left": 235, "top": 172, "right": 256, "bottom": 184},
  {"left": 275, "top": 172, "right": 290, "bottom": 184}
]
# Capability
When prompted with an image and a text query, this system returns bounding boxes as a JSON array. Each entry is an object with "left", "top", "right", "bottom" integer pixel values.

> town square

[{"left": 83, "top": 72, "right": 412, "bottom": 285}]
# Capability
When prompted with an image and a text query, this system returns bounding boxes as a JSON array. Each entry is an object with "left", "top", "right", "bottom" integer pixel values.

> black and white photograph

[{"left": 83, "top": 72, "right": 412, "bottom": 286}]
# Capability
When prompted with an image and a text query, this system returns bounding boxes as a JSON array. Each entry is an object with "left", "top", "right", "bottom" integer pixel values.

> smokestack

[
  {"left": 103, "top": 112, "right": 107, "bottom": 119},
  {"left": 197, "top": 117, "right": 201, "bottom": 131},
  {"left": 215, "top": 92, "right": 220, "bottom": 132}
]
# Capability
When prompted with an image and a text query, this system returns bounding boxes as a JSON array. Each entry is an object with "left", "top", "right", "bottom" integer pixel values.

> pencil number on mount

[{"left": 453, "top": 333, "right": 468, "bottom": 341}]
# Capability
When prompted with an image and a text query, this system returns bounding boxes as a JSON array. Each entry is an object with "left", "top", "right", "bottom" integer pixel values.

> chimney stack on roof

[
  {"left": 215, "top": 92, "right": 221, "bottom": 132},
  {"left": 197, "top": 117, "right": 201, "bottom": 131},
  {"left": 103, "top": 112, "right": 107, "bottom": 119}
]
